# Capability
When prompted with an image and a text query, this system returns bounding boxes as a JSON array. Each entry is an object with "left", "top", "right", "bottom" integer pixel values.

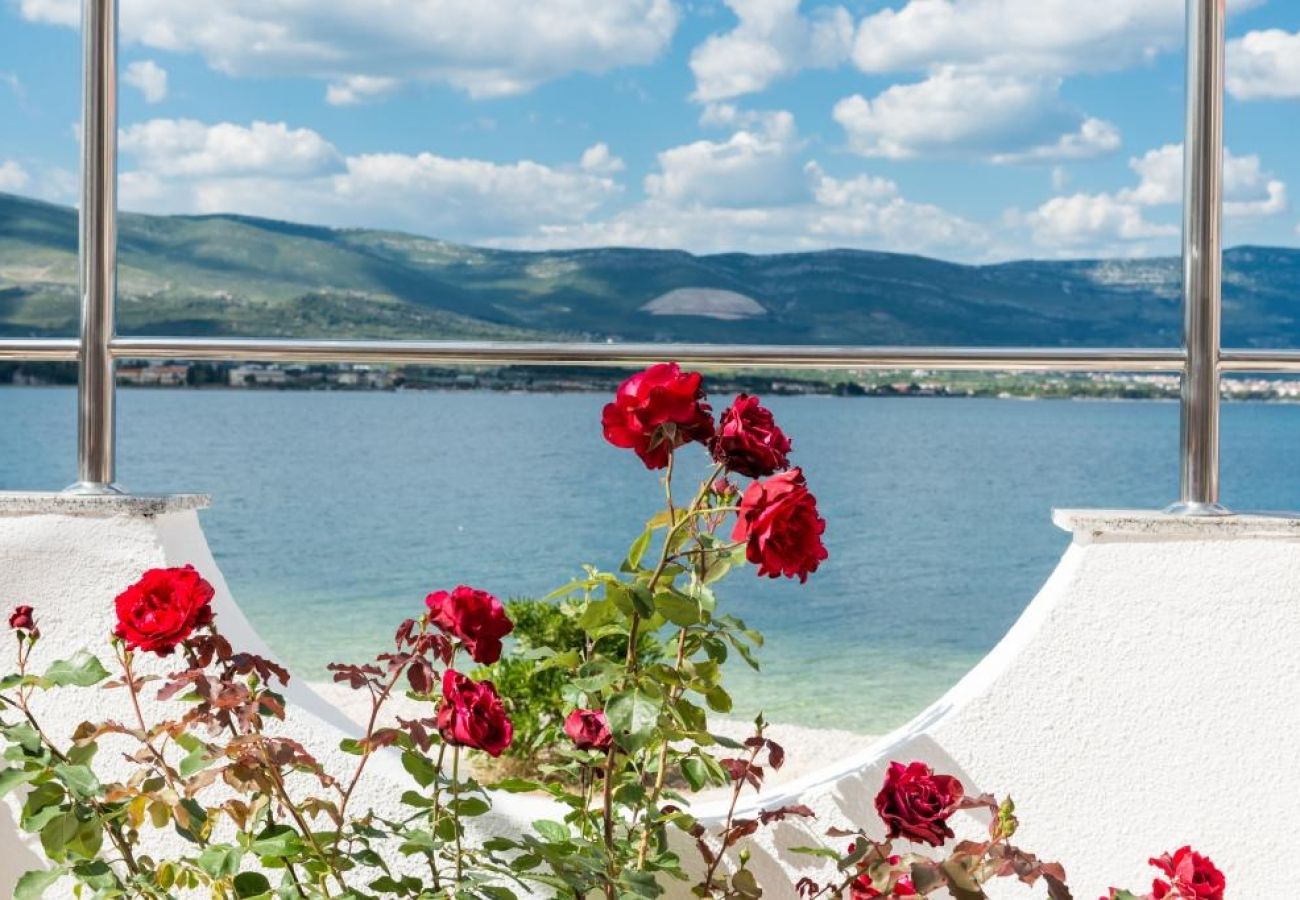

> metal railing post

[
  {"left": 1171, "top": 0, "right": 1228, "bottom": 515},
  {"left": 69, "top": 0, "right": 120, "bottom": 494}
]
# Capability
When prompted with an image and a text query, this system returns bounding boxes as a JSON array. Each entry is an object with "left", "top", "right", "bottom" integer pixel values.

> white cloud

[
  {"left": 1121, "top": 143, "right": 1287, "bottom": 216},
  {"left": 1026, "top": 193, "right": 1176, "bottom": 250},
  {"left": 119, "top": 119, "right": 342, "bottom": 178},
  {"left": 690, "top": 0, "right": 853, "bottom": 102},
  {"left": 646, "top": 110, "right": 809, "bottom": 207},
  {"left": 580, "top": 143, "right": 625, "bottom": 175},
  {"left": 853, "top": 0, "right": 1260, "bottom": 78},
  {"left": 115, "top": 118, "right": 622, "bottom": 241},
  {"left": 991, "top": 117, "right": 1121, "bottom": 165},
  {"left": 501, "top": 156, "right": 984, "bottom": 257},
  {"left": 1227, "top": 29, "right": 1300, "bottom": 100},
  {"left": 124, "top": 60, "right": 168, "bottom": 103},
  {"left": 833, "top": 70, "right": 1117, "bottom": 162},
  {"left": 1023, "top": 140, "right": 1287, "bottom": 253},
  {"left": 19, "top": 0, "right": 678, "bottom": 100},
  {"left": 0, "top": 160, "right": 31, "bottom": 192},
  {"left": 325, "top": 75, "right": 399, "bottom": 106}
]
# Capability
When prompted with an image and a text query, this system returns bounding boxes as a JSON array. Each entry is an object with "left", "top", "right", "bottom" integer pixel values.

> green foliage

[{"left": 474, "top": 597, "right": 584, "bottom": 767}]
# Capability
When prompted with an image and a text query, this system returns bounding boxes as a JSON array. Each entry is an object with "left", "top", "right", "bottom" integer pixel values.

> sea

[{"left": 4, "top": 386, "right": 1300, "bottom": 732}]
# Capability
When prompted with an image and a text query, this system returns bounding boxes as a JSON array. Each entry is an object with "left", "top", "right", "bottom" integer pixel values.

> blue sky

[{"left": 1, "top": 0, "right": 1297, "bottom": 261}]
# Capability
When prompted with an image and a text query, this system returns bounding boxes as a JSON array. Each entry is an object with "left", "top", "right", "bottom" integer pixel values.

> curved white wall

[{"left": 2, "top": 496, "right": 1294, "bottom": 897}]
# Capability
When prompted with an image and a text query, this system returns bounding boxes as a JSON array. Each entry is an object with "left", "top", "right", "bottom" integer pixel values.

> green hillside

[{"left": 3, "top": 191, "right": 1299, "bottom": 347}]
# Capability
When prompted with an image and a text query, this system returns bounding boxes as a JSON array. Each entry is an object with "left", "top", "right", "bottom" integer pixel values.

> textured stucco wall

[{"left": 2, "top": 498, "right": 1293, "bottom": 898}]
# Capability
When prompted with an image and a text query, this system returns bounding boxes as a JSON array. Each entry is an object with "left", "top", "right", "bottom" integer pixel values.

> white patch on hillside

[{"left": 641, "top": 287, "right": 767, "bottom": 320}]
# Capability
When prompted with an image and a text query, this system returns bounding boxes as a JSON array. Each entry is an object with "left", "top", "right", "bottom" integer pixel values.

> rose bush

[{"left": 0, "top": 363, "right": 1229, "bottom": 899}]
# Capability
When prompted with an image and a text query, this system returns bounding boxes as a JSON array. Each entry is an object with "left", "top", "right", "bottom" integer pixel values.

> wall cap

[
  {"left": 1054, "top": 507, "right": 1300, "bottom": 541},
  {"left": 0, "top": 492, "right": 210, "bottom": 518}
]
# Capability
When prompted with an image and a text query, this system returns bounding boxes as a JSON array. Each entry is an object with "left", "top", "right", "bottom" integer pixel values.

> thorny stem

[
  {"left": 634, "top": 462, "right": 726, "bottom": 868},
  {"left": 430, "top": 742, "right": 448, "bottom": 892},
  {"left": 334, "top": 629, "right": 416, "bottom": 838},
  {"left": 700, "top": 738, "right": 764, "bottom": 893},
  {"left": 261, "top": 751, "right": 349, "bottom": 894},
  {"left": 452, "top": 746, "right": 464, "bottom": 890},
  {"left": 119, "top": 647, "right": 206, "bottom": 845}
]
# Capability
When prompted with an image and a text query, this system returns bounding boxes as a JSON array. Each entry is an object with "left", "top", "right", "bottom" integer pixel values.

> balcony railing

[{"left": 0, "top": 0, "right": 1255, "bottom": 515}]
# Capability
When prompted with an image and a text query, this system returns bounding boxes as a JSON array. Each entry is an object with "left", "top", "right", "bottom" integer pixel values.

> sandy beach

[{"left": 307, "top": 680, "right": 875, "bottom": 791}]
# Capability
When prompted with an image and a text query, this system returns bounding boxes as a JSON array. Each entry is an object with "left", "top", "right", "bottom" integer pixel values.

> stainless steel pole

[
  {"left": 1171, "top": 0, "right": 1227, "bottom": 515},
  {"left": 70, "top": 0, "right": 120, "bottom": 493}
]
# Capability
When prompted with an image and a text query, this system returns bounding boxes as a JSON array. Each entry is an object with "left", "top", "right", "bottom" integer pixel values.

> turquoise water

[{"left": 4, "top": 387, "right": 1300, "bottom": 731}]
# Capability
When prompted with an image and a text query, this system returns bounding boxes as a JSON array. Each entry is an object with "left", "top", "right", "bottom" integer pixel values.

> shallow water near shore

[{"left": 6, "top": 387, "right": 1300, "bottom": 732}]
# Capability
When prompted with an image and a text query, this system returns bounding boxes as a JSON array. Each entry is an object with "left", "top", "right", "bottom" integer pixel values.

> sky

[{"left": 0, "top": 0, "right": 1298, "bottom": 262}]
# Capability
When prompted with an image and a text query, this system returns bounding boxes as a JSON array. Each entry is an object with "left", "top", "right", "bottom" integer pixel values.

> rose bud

[
  {"left": 436, "top": 670, "right": 513, "bottom": 757},
  {"left": 1149, "top": 846, "right": 1225, "bottom": 900},
  {"left": 564, "top": 708, "right": 612, "bottom": 751},
  {"left": 732, "top": 468, "right": 828, "bottom": 582},
  {"left": 874, "top": 760, "right": 964, "bottom": 847},
  {"left": 601, "top": 363, "right": 714, "bottom": 469},
  {"left": 712, "top": 477, "right": 738, "bottom": 498},
  {"left": 424, "top": 586, "right": 513, "bottom": 665},
  {"left": 711, "top": 394, "right": 791, "bottom": 478},
  {"left": 8, "top": 605, "right": 36, "bottom": 633},
  {"left": 113, "top": 565, "right": 215, "bottom": 656}
]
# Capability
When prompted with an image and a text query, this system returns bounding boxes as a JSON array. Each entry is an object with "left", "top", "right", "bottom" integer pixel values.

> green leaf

[
  {"left": 3, "top": 722, "right": 43, "bottom": 754},
  {"left": 622, "top": 528, "right": 654, "bottom": 572},
  {"left": 196, "top": 845, "right": 243, "bottom": 878},
  {"left": 680, "top": 758, "right": 707, "bottom": 792},
  {"left": 450, "top": 796, "right": 490, "bottom": 817},
  {"left": 493, "top": 777, "right": 541, "bottom": 793},
  {"left": 52, "top": 764, "right": 99, "bottom": 799},
  {"left": 249, "top": 824, "right": 303, "bottom": 858},
  {"left": 654, "top": 591, "right": 700, "bottom": 627},
  {"left": 178, "top": 744, "right": 213, "bottom": 779},
  {"left": 704, "top": 686, "right": 732, "bottom": 714},
  {"left": 789, "top": 845, "right": 841, "bottom": 861},
  {"left": 42, "top": 652, "right": 110, "bottom": 688},
  {"left": 0, "top": 766, "right": 36, "bottom": 797},
  {"left": 39, "top": 810, "right": 101, "bottom": 861},
  {"left": 401, "top": 749, "right": 437, "bottom": 788},
  {"left": 606, "top": 687, "right": 660, "bottom": 753},
  {"left": 233, "top": 872, "right": 273, "bottom": 898},
  {"left": 13, "top": 868, "right": 64, "bottom": 900},
  {"left": 532, "top": 819, "right": 570, "bottom": 843}
]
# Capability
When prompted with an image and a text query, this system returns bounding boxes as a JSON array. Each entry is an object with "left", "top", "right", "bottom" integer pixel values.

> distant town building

[
  {"left": 116, "top": 363, "right": 190, "bottom": 386},
  {"left": 229, "top": 364, "right": 288, "bottom": 387}
]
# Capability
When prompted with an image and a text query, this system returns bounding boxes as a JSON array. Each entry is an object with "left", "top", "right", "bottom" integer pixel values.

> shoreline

[{"left": 8, "top": 381, "right": 1300, "bottom": 403}]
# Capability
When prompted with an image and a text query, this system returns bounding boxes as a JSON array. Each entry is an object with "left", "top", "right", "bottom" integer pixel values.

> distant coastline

[{"left": 7, "top": 359, "right": 1300, "bottom": 402}]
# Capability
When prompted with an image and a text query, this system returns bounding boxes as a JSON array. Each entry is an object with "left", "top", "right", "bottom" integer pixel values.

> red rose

[
  {"left": 436, "top": 670, "right": 513, "bottom": 757},
  {"left": 8, "top": 605, "right": 35, "bottom": 632},
  {"left": 601, "top": 363, "right": 714, "bottom": 469},
  {"left": 1149, "top": 847, "right": 1224, "bottom": 900},
  {"left": 874, "top": 761, "right": 964, "bottom": 847},
  {"left": 850, "top": 853, "right": 916, "bottom": 899},
  {"left": 563, "top": 708, "right": 612, "bottom": 751},
  {"left": 711, "top": 394, "right": 791, "bottom": 478},
  {"left": 732, "top": 468, "right": 828, "bottom": 582},
  {"left": 113, "top": 565, "right": 215, "bottom": 656},
  {"left": 425, "top": 586, "right": 513, "bottom": 665}
]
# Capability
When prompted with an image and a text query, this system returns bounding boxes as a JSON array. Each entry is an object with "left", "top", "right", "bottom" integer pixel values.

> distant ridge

[{"left": 3, "top": 191, "right": 1300, "bottom": 348}]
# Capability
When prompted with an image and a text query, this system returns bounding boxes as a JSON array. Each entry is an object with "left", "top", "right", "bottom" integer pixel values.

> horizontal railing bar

[
  {"left": 1218, "top": 349, "right": 1300, "bottom": 373},
  {"left": 109, "top": 337, "right": 1187, "bottom": 371},
  {"left": 1, "top": 336, "right": 1299, "bottom": 373},
  {"left": 0, "top": 338, "right": 80, "bottom": 361}
]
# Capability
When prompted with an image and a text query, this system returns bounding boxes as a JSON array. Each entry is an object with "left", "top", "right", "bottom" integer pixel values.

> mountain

[{"left": 3, "top": 190, "right": 1300, "bottom": 348}]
